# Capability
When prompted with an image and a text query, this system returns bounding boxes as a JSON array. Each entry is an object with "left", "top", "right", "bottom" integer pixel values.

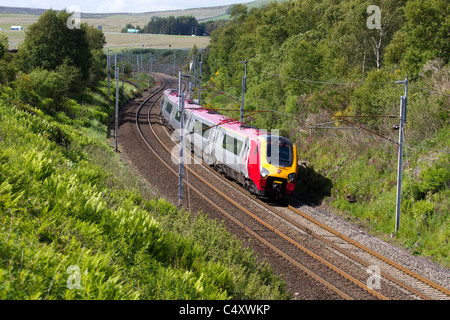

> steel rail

[
  {"left": 173, "top": 125, "right": 450, "bottom": 300},
  {"left": 147, "top": 77, "right": 449, "bottom": 300},
  {"left": 182, "top": 138, "right": 449, "bottom": 300},
  {"left": 152, "top": 89, "right": 449, "bottom": 300},
  {"left": 288, "top": 205, "right": 450, "bottom": 299},
  {"left": 135, "top": 85, "right": 354, "bottom": 300},
  {"left": 139, "top": 78, "right": 387, "bottom": 300}
]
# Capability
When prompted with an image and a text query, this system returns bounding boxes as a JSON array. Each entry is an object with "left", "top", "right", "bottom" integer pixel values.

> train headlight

[
  {"left": 260, "top": 167, "right": 270, "bottom": 178},
  {"left": 288, "top": 173, "right": 296, "bottom": 182}
]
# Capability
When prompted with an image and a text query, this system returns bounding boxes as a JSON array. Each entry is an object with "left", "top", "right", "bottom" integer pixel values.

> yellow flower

[{"left": 333, "top": 111, "right": 342, "bottom": 119}]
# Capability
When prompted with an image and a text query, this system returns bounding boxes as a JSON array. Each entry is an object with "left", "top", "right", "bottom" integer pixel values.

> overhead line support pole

[
  {"left": 148, "top": 53, "right": 152, "bottom": 91},
  {"left": 137, "top": 56, "right": 140, "bottom": 91},
  {"left": 240, "top": 59, "right": 247, "bottom": 129},
  {"left": 199, "top": 47, "right": 203, "bottom": 105},
  {"left": 107, "top": 48, "right": 110, "bottom": 106},
  {"left": 395, "top": 77, "right": 407, "bottom": 233},
  {"left": 178, "top": 70, "right": 184, "bottom": 209},
  {"left": 115, "top": 53, "right": 119, "bottom": 152}
]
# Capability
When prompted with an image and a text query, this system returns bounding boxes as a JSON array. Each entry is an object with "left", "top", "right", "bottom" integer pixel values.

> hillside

[
  {"left": 0, "top": 8, "right": 289, "bottom": 300},
  {"left": 202, "top": 0, "right": 449, "bottom": 267},
  {"left": 0, "top": 1, "right": 291, "bottom": 28}
]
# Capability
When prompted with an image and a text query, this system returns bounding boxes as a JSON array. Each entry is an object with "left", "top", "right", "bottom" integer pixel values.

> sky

[{"left": 0, "top": 0, "right": 252, "bottom": 13}]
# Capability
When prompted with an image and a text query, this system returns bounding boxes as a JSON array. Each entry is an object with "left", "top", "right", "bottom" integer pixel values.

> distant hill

[
  {"left": 0, "top": 6, "right": 47, "bottom": 15},
  {"left": 0, "top": 5, "right": 232, "bottom": 20},
  {"left": 0, "top": 1, "right": 291, "bottom": 34},
  {"left": 0, "top": 1, "right": 290, "bottom": 20}
]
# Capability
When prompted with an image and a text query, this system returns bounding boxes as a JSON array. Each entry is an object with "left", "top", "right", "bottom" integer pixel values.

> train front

[{"left": 258, "top": 135, "right": 298, "bottom": 199}]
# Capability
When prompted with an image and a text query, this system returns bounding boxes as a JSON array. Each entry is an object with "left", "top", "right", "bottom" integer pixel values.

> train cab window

[{"left": 266, "top": 136, "right": 293, "bottom": 167}]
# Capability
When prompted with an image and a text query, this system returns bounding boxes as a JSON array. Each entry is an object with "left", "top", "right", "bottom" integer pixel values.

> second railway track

[{"left": 118, "top": 73, "right": 450, "bottom": 300}]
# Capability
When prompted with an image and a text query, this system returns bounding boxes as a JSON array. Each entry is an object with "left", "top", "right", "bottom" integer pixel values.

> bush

[
  {"left": 419, "top": 165, "right": 450, "bottom": 194},
  {"left": 0, "top": 83, "right": 289, "bottom": 299},
  {"left": 29, "top": 68, "right": 68, "bottom": 104}
]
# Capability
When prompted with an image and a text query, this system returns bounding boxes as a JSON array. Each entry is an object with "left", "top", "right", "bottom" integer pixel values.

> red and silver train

[{"left": 160, "top": 89, "right": 298, "bottom": 200}]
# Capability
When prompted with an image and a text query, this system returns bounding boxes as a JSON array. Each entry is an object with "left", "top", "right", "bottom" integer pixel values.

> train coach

[{"left": 160, "top": 89, "right": 298, "bottom": 200}]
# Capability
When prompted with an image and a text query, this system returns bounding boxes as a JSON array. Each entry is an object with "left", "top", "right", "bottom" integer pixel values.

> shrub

[{"left": 29, "top": 68, "right": 68, "bottom": 104}]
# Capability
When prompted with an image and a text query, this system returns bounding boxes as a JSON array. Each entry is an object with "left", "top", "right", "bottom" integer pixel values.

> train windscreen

[{"left": 266, "top": 136, "right": 293, "bottom": 167}]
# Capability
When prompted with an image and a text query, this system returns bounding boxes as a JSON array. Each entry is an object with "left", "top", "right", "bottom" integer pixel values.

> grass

[
  {"left": 0, "top": 78, "right": 289, "bottom": 300},
  {"left": 104, "top": 33, "right": 210, "bottom": 50},
  {"left": 0, "top": 29, "right": 210, "bottom": 50},
  {"left": 293, "top": 126, "right": 450, "bottom": 267}
]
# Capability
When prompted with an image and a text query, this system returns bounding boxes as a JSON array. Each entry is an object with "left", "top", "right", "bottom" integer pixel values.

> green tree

[
  {"left": 0, "top": 34, "right": 15, "bottom": 83},
  {"left": 16, "top": 10, "right": 91, "bottom": 81},
  {"left": 28, "top": 68, "right": 68, "bottom": 103},
  {"left": 399, "top": 0, "right": 449, "bottom": 77},
  {"left": 229, "top": 4, "right": 248, "bottom": 20},
  {"left": 15, "top": 9, "right": 105, "bottom": 93},
  {"left": 0, "top": 33, "right": 8, "bottom": 58}
]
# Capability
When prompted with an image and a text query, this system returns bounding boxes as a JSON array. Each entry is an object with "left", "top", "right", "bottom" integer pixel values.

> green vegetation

[
  {"left": 122, "top": 15, "right": 226, "bottom": 37},
  {"left": 202, "top": 0, "right": 449, "bottom": 266},
  {"left": 0, "top": 9, "right": 288, "bottom": 300},
  {"left": 15, "top": 9, "right": 106, "bottom": 95}
]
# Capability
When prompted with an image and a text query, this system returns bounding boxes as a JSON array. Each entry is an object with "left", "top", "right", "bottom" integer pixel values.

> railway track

[{"left": 120, "top": 74, "right": 450, "bottom": 300}]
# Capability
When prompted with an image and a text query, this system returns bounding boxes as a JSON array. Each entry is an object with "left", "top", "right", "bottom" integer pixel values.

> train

[{"left": 160, "top": 89, "right": 298, "bottom": 200}]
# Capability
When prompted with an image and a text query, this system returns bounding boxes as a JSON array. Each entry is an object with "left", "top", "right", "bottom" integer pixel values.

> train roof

[{"left": 164, "top": 89, "right": 269, "bottom": 141}]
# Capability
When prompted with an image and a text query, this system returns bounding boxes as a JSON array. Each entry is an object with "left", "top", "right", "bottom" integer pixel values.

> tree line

[
  {"left": 200, "top": 0, "right": 449, "bottom": 262},
  {"left": 203, "top": 0, "right": 448, "bottom": 135},
  {"left": 121, "top": 16, "right": 227, "bottom": 36}
]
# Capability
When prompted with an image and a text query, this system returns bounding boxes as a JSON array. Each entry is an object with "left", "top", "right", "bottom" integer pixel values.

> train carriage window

[
  {"left": 223, "top": 134, "right": 234, "bottom": 152},
  {"left": 222, "top": 134, "right": 244, "bottom": 156},
  {"left": 165, "top": 101, "right": 173, "bottom": 115},
  {"left": 235, "top": 139, "right": 243, "bottom": 155},
  {"left": 193, "top": 120, "right": 202, "bottom": 135},
  {"left": 222, "top": 134, "right": 228, "bottom": 150},
  {"left": 202, "top": 123, "right": 211, "bottom": 138},
  {"left": 174, "top": 111, "right": 188, "bottom": 122}
]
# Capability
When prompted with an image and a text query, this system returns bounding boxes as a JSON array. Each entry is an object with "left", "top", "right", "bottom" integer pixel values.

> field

[
  {"left": 0, "top": 14, "right": 211, "bottom": 50},
  {"left": 0, "top": 1, "right": 292, "bottom": 49},
  {"left": 104, "top": 33, "right": 210, "bottom": 50}
]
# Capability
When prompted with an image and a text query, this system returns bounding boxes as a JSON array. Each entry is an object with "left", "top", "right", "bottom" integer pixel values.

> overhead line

[
  {"left": 210, "top": 59, "right": 450, "bottom": 96},
  {"left": 253, "top": 68, "right": 401, "bottom": 86}
]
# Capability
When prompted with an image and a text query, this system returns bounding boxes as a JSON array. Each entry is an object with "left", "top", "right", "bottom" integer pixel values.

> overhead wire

[
  {"left": 257, "top": 69, "right": 401, "bottom": 86},
  {"left": 193, "top": 56, "right": 450, "bottom": 153}
]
